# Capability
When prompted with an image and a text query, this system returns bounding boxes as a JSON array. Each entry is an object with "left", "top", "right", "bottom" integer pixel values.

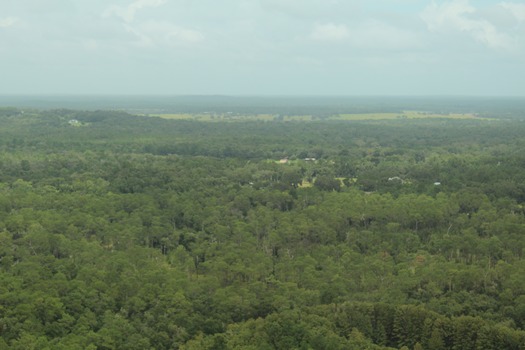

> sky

[{"left": 1, "top": 0, "right": 524, "bottom": 96}]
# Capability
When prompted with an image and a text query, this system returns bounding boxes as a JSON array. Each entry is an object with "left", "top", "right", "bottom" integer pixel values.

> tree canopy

[{"left": 1, "top": 106, "right": 525, "bottom": 349}]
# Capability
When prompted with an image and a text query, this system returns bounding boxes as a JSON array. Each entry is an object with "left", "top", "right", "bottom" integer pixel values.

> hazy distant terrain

[{"left": 2, "top": 95, "right": 525, "bottom": 119}]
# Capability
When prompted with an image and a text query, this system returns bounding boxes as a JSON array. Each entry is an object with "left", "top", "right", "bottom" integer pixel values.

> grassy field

[
  {"left": 148, "top": 113, "right": 276, "bottom": 121},
  {"left": 148, "top": 111, "right": 486, "bottom": 121},
  {"left": 335, "top": 111, "right": 481, "bottom": 120}
]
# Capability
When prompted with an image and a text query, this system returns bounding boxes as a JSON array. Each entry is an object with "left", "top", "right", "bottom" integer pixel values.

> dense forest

[{"left": 2, "top": 103, "right": 525, "bottom": 349}]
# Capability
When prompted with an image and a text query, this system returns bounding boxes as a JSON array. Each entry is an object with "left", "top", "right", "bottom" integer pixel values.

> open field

[{"left": 335, "top": 111, "right": 482, "bottom": 120}]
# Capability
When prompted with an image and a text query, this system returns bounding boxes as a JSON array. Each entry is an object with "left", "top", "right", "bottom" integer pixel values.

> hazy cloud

[
  {"left": 103, "top": 0, "right": 167, "bottom": 23},
  {"left": 0, "top": 17, "right": 18, "bottom": 28},
  {"left": 261, "top": 0, "right": 353, "bottom": 19},
  {"left": 101, "top": 0, "right": 203, "bottom": 48},
  {"left": 311, "top": 23, "right": 349, "bottom": 41},
  {"left": 501, "top": 2, "right": 525, "bottom": 22},
  {"left": 421, "top": 0, "right": 515, "bottom": 50},
  {"left": 310, "top": 20, "right": 422, "bottom": 50},
  {"left": 126, "top": 20, "right": 204, "bottom": 47}
]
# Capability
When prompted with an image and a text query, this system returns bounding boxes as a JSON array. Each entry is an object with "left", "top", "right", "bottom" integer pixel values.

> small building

[{"left": 388, "top": 176, "right": 404, "bottom": 183}]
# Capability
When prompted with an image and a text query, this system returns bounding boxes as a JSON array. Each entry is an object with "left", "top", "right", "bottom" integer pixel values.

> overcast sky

[{"left": 1, "top": 0, "right": 524, "bottom": 95}]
